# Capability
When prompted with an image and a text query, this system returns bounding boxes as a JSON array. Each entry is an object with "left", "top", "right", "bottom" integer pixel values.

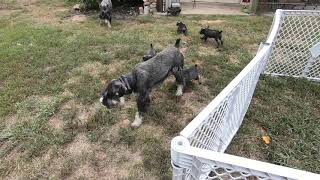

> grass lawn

[{"left": 0, "top": 0, "right": 319, "bottom": 179}]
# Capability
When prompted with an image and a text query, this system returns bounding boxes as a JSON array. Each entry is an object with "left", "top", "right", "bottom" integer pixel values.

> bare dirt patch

[
  {"left": 58, "top": 100, "right": 100, "bottom": 127},
  {"left": 69, "top": 14, "right": 87, "bottom": 23},
  {"left": 13, "top": 0, "right": 69, "bottom": 25},
  {"left": 0, "top": 9, "right": 19, "bottom": 16},
  {"left": 74, "top": 62, "right": 105, "bottom": 79},
  {"left": 229, "top": 54, "right": 240, "bottom": 65},
  {"left": 65, "top": 133, "right": 93, "bottom": 156},
  {"left": 248, "top": 43, "right": 259, "bottom": 56},
  {"left": 48, "top": 116, "right": 64, "bottom": 130},
  {"left": 199, "top": 19, "right": 225, "bottom": 25},
  {"left": 69, "top": 163, "right": 98, "bottom": 179},
  {"left": 96, "top": 146, "right": 143, "bottom": 179},
  {"left": 198, "top": 46, "right": 218, "bottom": 56},
  {"left": 104, "top": 60, "right": 126, "bottom": 76}
]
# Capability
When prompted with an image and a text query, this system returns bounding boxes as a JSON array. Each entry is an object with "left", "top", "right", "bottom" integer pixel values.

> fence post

[
  {"left": 171, "top": 136, "right": 192, "bottom": 180},
  {"left": 302, "top": 42, "right": 320, "bottom": 77}
]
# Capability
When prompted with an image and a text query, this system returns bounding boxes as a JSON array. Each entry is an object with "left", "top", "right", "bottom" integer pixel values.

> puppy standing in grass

[
  {"left": 142, "top": 44, "right": 157, "bottom": 61},
  {"left": 100, "top": 39, "right": 185, "bottom": 127},
  {"left": 200, "top": 27, "right": 223, "bottom": 48},
  {"left": 99, "top": 0, "right": 112, "bottom": 28},
  {"left": 176, "top": 22, "right": 188, "bottom": 36}
]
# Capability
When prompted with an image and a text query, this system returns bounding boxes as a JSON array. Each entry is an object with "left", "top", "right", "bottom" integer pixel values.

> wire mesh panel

[
  {"left": 180, "top": 44, "right": 270, "bottom": 153},
  {"left": 171, "top": 10, "right": 320, "bottom": 180},
  {"left": 264, "top": 10, "right": 320, "bottom": 81},
  {"left": 171, "top": 137, "right": 320, "bottom": 180}
]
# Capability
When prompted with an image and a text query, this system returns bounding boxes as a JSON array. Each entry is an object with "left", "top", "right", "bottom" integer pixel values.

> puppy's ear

[
  {"left": 174, "top": 38, "right": 181, "bottom": 48},
  {"left": 150, "top": 43, "right": 153, "bottom": 48}
]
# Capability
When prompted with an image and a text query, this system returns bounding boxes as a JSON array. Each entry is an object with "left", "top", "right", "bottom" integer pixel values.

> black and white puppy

[
  {"left": 184, "top": 64, "right": 201, "bottom": 84},
  {"left": 99, "top": 0, "right": 112, "bottom": 28},
  {"left": 200, "top": 27, "right": 223, "bottom": 48},
  {"left": 143, "top": 44, "right": 157, "bottom": 61},
  {"left": 176, "top": 22, "right": 188, "bottom": 36},
  {"left": 100, "top": 39, "right": 185, "bottom": 127}
]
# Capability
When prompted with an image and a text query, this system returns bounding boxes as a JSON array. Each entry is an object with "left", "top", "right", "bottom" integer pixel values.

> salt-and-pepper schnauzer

[
  {"left": 100, "top": 39, "right": 185, "bottom": 127},
  {"left": 143, "top": 44, "right": 156, "bottom": 61},
  {"left": 200, "top": 27, "right": 223, "bottom": 48},
  {"left": 176, "top": 22, "right": 188, "bottom": 36},
  {"left": 184, "top": 64, "right": 201, "bottom": 84},
  {"left": 99, "top": 0, "right": 112, "bottom": 28}
]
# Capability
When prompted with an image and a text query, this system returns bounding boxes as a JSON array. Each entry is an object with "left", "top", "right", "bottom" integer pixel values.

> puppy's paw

[
  {"left": 119, "top": 97, "right": 125, "bottom": 107},
  {"left": 131, "top": 112, "right": 143, "bottom": 128},
  {"left": 175, "top": 85, "right": 184, "bottom": 96}
]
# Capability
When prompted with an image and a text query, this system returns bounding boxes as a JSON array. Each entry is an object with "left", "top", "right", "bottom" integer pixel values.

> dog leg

[
  {"left": 105, "top": 19, "right": 111, "bottom": 28},
  {"left": 176, "top": 84, "right": 184, "bottom": 96},
  {"left": 131, "top": 112, "right": 143, "bottom": 127},
  {"left": 132, "top": 91, "right": 150, "bottom": 127},
  {"left": 215, "top": 38, "right": 220, "bottom": 48},
  {"left": 173, "top": 67, "right": 185, "bottom": 96},
  {"left": 119, "top": 96, "right": 125, "bottom": 106},
  {"left": 220, "top": 38, "right": 223, "bottom": 46}
]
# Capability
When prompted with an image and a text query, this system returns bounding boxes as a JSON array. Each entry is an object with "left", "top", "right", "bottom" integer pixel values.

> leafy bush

[{"left": 67, "top": 0, "right": 100, "bottom": 11}]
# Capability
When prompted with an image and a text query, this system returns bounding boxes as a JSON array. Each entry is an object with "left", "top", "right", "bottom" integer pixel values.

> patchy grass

[
  {"left": 227, "top": 76, "right": 320, "bottom": 173},
  {"left": 1, "top": 0, "right": 318, "bottom": 178}
]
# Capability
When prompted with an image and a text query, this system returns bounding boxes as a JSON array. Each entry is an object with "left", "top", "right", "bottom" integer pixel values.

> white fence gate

[{"left": 171, "top": 10, "right": 320, "bottom": 179}]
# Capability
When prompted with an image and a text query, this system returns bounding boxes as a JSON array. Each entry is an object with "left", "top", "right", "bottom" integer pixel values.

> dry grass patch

[
  {"left": 199, "top": 19, "right": 225, "bottom": 26},
  {"left": 48, "top": 116, "right": 64, "bottom": 130},
  {"left": 198, "top": 45, "right": 218, "bottom": 56}
]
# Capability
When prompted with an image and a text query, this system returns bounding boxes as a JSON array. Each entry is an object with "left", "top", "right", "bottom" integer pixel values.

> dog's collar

[{"left": 119, "top": 75, "right": 131, "bottom": 92}]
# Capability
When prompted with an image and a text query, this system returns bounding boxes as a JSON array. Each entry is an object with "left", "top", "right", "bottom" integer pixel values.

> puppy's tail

[
  {"left": 219, "top": 30, "right": 223, "bottom": 33},
  {"left": 150, "top": 44, "right": 153, "bottom": 48},
  {"left": 175, "top": 38, "right": 181, "bottom": 48}
]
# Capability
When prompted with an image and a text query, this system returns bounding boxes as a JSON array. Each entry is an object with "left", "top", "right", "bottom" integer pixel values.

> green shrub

[{"left": 67, "top": 0, "right": 100, "bottom": 11}]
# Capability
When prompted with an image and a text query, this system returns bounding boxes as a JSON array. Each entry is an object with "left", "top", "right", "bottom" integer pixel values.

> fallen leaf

[{"left": 262, "top": 135, "right": 271, "bottom": 145}]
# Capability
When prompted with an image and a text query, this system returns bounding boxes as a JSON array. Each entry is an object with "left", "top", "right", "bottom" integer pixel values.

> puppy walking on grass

[
  {"left": 100, "top": 39, "right": 185, "bottom": 127},
  {"left": 143, "top": 44, "right": 157, "bottom": 61},
  {"left": 176, "top": 22, "right": 188, "bottom": 36},
  {"left": 200, "top": 27, "right": 223, "bottom": 48},
  {"left": 99, "top": 0, "right": 112, "bottom": 28}
]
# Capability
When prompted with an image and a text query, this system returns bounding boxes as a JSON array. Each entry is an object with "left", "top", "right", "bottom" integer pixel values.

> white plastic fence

[
  {"left": 171, "top": 10, "right": 320, "bottom": 180},
  {"left": 265, "top": 10, "right": 320, "bottom": 81}
]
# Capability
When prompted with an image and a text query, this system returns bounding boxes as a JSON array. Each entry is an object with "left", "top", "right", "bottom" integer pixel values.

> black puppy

[
  {"left": 184, "top": 64, "right": 201, "bottom": 84},
  {"left": 100, "top": 39, "right": 184, "bottom": 127},
  {"left": 177, "top": 22, "right": 188, "bottom": 36},
  {"left": 143, "top": 44, "right": 157, "bottom": 61},
  {"left": 99, "top": 0, "right": 112, "bottom": 28},
  {"left": 200, "top": 27, "right": 223, "bottom": 48}
]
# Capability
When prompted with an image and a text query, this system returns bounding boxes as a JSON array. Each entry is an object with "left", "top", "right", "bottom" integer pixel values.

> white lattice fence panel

[
  {"left": 180, "top": 44, "right": 270, "bottom": 153},
  {"left": 265, "top": 10, "right": 320, "bottom": 80},
  {"left": 171, "top": 10, "right": 320, "bottom": 180},
  {"left": 171, "top": 137, "right": 320, "bottom": 180}
]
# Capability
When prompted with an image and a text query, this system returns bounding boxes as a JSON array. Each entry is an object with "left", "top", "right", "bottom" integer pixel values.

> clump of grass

[
  {"left": 66, "top": 73, "right": 102, "bottom": 104},
  {"left": 227, "top": 76, "right": 320, "bottom": 173},
  {"left": 86, "top": 108, "right": 118, "bottom": 130},
  {"left": 118, "top": 128, "right": 136, "bottom": 146},
  {"left": 142, "top": 137, "right": 171, "bottom": 179}
]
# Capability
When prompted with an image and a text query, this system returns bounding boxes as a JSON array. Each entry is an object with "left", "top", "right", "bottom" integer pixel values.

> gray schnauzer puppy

[
  {"left": 176, "top": 21, "right": 188, "bottom": 36},
  {"left": 99, "top": 0, "right": 112, "bottom": 28},
  {"left": 200, "top": 27, "right": 223, "bottom": 48},
  {"left": 143, "top": 44, "right": 156, "bottom": 61},
  {"left": 100, "top": 39, "right": 184, "bottom": 127},
  {"left": 184, "top": 64, "right": 201, "bottom": 84}
]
